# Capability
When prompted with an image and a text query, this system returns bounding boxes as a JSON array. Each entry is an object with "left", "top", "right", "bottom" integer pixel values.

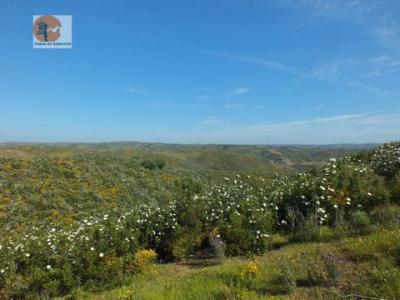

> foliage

[
  {"left": 0, "top": 141, "right": 399, "bottom": 297},
  {"left": 350, "top": 210, "right": 372, "bottom": 234},
  {"left": 140, "top": 158, "right": 166, "bottom": 170}
]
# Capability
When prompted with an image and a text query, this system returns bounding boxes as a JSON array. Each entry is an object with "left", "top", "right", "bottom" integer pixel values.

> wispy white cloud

[
  {"left": 286, "top": 0, "right": 381, "bottom": 20},
  {"left": 192, "top": 112, "right": 400, "bottom": 144},
  {"left": 375, "top": 24, "right": 400, "bottom": 50},
  {"left": 364, "top": 54, "right": 400, "bottom": 77},
  {"left": 303, "top": 59, "right": 357, "bottom": 80},
  {"left": 246, "top": 112, "right": 371, "bottom": 129},
  {"left": 195, "top": 95, "right": 209, "bottom": 100},
  {"left": 224, "top": 103, "right": 243, "bottom": 109},
  {"left": 208, "top": 48, "right": 397, "bottom": 96},
  {"left": 233, "top": 87, "right": 250, "bottom": 95},
  {"left": 201, "top": 116, "right": 222, "bottom": 125},
  {"left": 99, "top": 112, "right": 399, "bottom": 144},
  {"left": 125, "top": 87, "right": 145, "bottom": 94},
  {"left": 206, "top": 50, "right": 297, "bottom": 74},
  {"left": 346, "top": 81, "right": 388, "bottom": 95},
  {"left": 207, "top": 50, "right": 362, "bottom": 82},
  {"left": 151, "top": 101, "right": 171, "bottom": 108},
  {"left": 368, "top": 55, "right": 392, "bottom": 64}
]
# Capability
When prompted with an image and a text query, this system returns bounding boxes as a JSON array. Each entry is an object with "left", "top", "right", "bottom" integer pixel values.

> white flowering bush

[
  {"left": 370, "top": 142, "right": 400, "bottom": 179},
  {"left": 199, "top": 175, "right": 276, "bottom": 254},
  {"left": 0, "top": 203, "right": 179, "bottom": 298}
]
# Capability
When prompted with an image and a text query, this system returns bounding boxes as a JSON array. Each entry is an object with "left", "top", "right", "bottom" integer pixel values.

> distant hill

[{"left": 0, "top": 142, "right": 374, "bottom": 175}]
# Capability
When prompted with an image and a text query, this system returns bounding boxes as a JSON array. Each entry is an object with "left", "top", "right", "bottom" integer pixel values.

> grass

[{"left": 65, "top": 227, "right": 400, "bottom": 300}]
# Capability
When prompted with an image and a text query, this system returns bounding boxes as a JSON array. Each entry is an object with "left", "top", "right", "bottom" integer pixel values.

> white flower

[
  {"left": 90, "top": 247, "right": 95, "bottom": 251},
  {"left": 46, "top": 265, "right": 51, "bottom": 270},
  {"left": 333, "top": 204, "right": 338, "bottom": 209},
  {"left": 99, "top": 252, "right": 104, "bottom": 258},
  {"left": 367, "top": 192, "right": 372, "bottom": 196},
  {"left": 0, "top": 269, "right": 4, "bottom": 274},
  {"left": 25, "top": 253, "right": 30, "bottom": 257}
]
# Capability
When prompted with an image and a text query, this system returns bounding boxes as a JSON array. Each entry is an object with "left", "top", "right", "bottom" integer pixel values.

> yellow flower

[
  {"left": 134, "top": 249, "right": 157, "bottom": 271},
  {"left": 241, "top": 261, "right": 260, "bottom": 278}
]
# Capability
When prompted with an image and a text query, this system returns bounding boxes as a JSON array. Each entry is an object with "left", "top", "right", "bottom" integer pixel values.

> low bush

[{"left": 350, "top": 211, "right": 372, "bottom": 234}]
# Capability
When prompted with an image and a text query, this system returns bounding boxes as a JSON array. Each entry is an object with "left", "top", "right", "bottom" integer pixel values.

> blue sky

[{"left": 1, "top": 0, "right": 400, "bottom": 144}]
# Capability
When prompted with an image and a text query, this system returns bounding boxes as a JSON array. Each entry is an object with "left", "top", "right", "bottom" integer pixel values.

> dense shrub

[
  {"left": 140, "top": 158, "right": 166, "bottom": 170},
  {"left": 369, "top": 142, "right": 400, "bottom": 179},
  {"left": 351, "top": 211, "right": 372, "bottom": 234}
]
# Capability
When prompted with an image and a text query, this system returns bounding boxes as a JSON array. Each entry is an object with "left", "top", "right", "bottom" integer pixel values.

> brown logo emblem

[{"left": 33, "top": 16, "right": 62, "bottom": 42}]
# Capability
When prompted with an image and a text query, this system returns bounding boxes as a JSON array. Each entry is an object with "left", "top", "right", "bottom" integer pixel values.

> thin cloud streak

[
  {"left": 186, "top": 112, "right": 400, "bottom": 144},
  {"left": 233, "top": 87, "right": 250, "bottom": 95},
  {"left": 125, "top": 87, "right": 145, "bottom": 94},
  {"left": 244, "top": 112, "right": 372, "bottom": 130},
  {"left": 205, "top": 50, "right": 297, "bottom": 74}
]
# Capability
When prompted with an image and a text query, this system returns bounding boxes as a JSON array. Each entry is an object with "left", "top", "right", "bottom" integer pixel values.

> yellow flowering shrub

[
  {"left": 134, "top": 249, "right": 157, "bottom": 271},
  {"left": 116, "top": 286, "right": 135, "bottom": 300},
  {"left": 241, "top": 261, "right": 260, "bottom": 278}
]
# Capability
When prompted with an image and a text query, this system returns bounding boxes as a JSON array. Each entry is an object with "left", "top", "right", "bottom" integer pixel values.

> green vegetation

[
  {"left": 0, "top": 141, "right": 399, "bottom": 299},
  {"left": 71, "top": 227, "right": 400, "bottom": 300}
]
